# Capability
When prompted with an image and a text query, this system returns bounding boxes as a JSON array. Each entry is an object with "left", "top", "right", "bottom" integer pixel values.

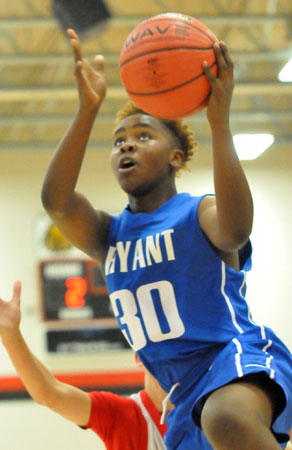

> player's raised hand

[
  {"left": 203, "top": 41, "right": 234, "bottom": 127},
  {"left": 67, "top": 29, "right": 107, "bottom": 112},
  {"left": 0, "top": 281, "right": 21, "bottom": 339}
]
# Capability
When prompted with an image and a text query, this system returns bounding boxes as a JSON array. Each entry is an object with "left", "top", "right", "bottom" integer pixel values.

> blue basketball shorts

[{"left": 164, "top": 328, "right": 292, "bottom": 449}]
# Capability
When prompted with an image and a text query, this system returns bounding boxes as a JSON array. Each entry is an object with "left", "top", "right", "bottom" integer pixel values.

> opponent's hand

[
  {"left": 67, "top": 29, "right": 107, "bottom": 112},
  {"left": 203, "top": 41, "right": 234, "bottom": 127},
  {"left": 0, "top": 281, "right": 21, "bottom": 339}
]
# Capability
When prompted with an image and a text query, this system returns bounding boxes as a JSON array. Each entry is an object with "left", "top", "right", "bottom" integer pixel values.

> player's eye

[
  {"left": 114, "top": 137, "right": 125, "bottom": 147},
  {"left": 139, "top": 132, "right": 151, "bottom": 141}
]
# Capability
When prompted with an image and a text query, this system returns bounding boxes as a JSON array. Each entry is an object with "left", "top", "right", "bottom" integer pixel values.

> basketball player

[
  {"left": 41, "top": 28, "right": 292, "bottom": 449},
  {"left": 0, "top": 280, "right": 171, "bottom": 449}
]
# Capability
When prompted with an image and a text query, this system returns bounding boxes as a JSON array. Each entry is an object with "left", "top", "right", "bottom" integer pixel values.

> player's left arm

[
  {"left": 198, "top": 42, "right": 253, "bottom": 253},
  {"left": 0, "top": 281, "right": 91, "bottom": 427}
]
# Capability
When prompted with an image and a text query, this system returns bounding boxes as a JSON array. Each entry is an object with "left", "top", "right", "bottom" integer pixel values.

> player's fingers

[
  {"left": 74, "top": 60, "right": 87, "bottom": 85},
  {"left": 74, "top": 61, "right": 95, "bottom": 94},
  {"left": 67, "top": 28, "right": 83, "bottom": 62},
  {"left": 12, "top": 280, "right": 21, "bottom": 304},
  {"left": 203, "top": 61, "right": 217, "bottom": 83},
  {"left": 220, "top": 41, "right": 234, "bottom": 70},
  {"left": 94, "top": 55, "right": 105, "bottom": 73},
  {"left": 67, "top": 28, "right": 77, "bottom": 39},
  {"left": 71, "top": 39, "right": 83, "bottom": 63},
  {"left": 213, "top": 42, "right": 228, "bottom": 71}
]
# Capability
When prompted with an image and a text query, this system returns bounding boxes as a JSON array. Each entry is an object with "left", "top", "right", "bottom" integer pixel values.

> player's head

[
  {"left": 115, "top": 101, "right": 197, "bottom": 173},
  {"left": 111, "top": 102, "right": 197, "bottom": 196}
]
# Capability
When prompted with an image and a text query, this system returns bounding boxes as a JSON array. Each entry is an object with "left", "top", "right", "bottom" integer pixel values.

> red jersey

[{"left": 85, "top": 389, "right": 167, "bottom": 450}]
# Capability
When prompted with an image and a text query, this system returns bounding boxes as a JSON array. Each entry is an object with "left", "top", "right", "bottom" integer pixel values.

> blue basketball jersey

[
  {"left": 104, "top": 193, "right": 292, "bottom": 448},
  {"left": 105, "top": 193, "right": 255, "bottom": 387}
]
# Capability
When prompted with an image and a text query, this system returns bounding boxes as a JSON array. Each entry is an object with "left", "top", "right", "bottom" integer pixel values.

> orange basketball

[{"left": 119, "top": 13, "right": 219, "bottom": 120}]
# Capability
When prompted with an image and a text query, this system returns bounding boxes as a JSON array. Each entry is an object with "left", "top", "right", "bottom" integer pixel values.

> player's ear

[{"left": 169, "top": 148, "right": 184, "bottom": 170}]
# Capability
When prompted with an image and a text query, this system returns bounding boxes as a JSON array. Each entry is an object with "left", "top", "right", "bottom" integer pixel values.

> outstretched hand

[
  {"left": 0, "top": 281, "right": 21, "bottom": 339},
  {"left": 203, "top": 41, "right": 234, "bottom": 127},
  {"left": 67, "top": 28, "right": 107, "bottom": 112}
]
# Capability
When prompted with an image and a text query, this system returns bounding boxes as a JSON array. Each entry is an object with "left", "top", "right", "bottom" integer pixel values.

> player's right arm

[
  {"left": 41, "top": 29, "right": 111, "bottom": 264},
  {"left": 198, "top": 43, "right": 253, "bottom": 257},
  {"left": 0, "top": 281, "right": 92, "bottom": 427}
]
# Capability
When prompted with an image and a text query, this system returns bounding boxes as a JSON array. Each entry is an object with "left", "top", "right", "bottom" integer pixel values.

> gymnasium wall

[{"left": 0, "top": 145, "right": 291, "bottom": 450}]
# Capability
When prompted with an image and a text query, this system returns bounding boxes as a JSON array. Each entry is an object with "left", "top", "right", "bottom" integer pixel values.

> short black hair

[{"left": 115, "top": 101, "right": 198, "bottom": 172}]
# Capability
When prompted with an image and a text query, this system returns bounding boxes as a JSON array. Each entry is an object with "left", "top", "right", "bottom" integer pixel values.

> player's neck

[{"left": 128, "top": 183, "right": 177, "bottom": 214}]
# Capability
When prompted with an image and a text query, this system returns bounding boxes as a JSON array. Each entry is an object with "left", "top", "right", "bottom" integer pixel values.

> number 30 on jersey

[{"left": 109, "top": 280, "right": 185, "bottom": 351}]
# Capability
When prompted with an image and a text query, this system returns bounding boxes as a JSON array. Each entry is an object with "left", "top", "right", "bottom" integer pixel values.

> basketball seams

[
  {"left": 159, "top": 91, "right": 211, "bottom": 119},
  {"left": 129, "top": 89, "right": 211, "bottom": 119},
  {"left": 120, "top": 14, "right": 218, "bottom": 119},
  {"left": 120, "top": 45, "right": 215, "bottom": 69},
  {"left": 125, "top": 61, "right": 217, "bottom": 96}
]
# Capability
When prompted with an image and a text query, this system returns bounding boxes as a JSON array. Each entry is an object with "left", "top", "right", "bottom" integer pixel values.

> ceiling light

[
  {"left": 278, "top": 58, "right": 292, "bottom": 82},
  {"left": 233, "top": 134, "right": 275, "bottom": 160}
]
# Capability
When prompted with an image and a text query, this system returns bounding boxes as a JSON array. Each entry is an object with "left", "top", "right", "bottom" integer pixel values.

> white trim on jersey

[
  {"left": 239, "top": 271, "right": 259, "bottom": 327},
  {"left": 263, "top": 340, "right": 275, "bottom": 379},
  {"left": 238, "top": 272, "right": 246, "bottom": 298},
  {"left": 233, "top": 336, "right": 276, "bottom": 380},
  {"left": 234, "top": 265, "right": 276, "bottom": 380},
  {"left": 221, "top": 262, "right": 244, "bottom": 334},
  {"left": 131, "top": 392, "right": 166, "bottom": 450},
  {"left": 232, "top": 337, "right": 244, "bottom": 377}
]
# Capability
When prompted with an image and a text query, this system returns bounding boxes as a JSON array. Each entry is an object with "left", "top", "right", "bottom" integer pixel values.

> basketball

[{"left": 119, "top": 13, "right": 219, "bottom": 120}]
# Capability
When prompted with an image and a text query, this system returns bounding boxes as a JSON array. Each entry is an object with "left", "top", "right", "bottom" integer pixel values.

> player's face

[{"left": 111, "top": 114, "right": 182, "bottom": 196}]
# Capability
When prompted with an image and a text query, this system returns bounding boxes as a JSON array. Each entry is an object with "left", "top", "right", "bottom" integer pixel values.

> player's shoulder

[
  {"left": 86, "top": 391, "right": 148, "bottom": 448},
  {"left": 94, "top": 209, "right": 113, "bottom": 230},
  {"left": 90, "top": 209, "right": 114, "bottom": 262},
  {"left": 89, "top": 390, "right": 143, "bottom": 416},
  {"left": 197, "top": 194, "right": 216, "bottom": 225},
  {"left": 198, "top": 194, "right": 215, "bottom": 210}
]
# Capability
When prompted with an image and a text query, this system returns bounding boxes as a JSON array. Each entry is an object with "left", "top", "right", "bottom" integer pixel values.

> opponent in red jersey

[{"left": 0, "top": 281, "right": 171, "bottom": 449}]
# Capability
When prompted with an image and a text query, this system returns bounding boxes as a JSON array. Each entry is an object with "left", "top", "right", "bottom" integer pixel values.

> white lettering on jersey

[
  {"left": 104, "top": 246, "right": 117, "bottom": 274},
  {"left": 105, "top": 229, "right": 175, "bottom": 275},
  {"left": 161, "top": 229, "right": 175, "bottom": 261},
  {"left": 116, "top": 240, "right": 131, "bottom": 272},
  {"left": 145, "top": 234, "right": 162, "bottom": 265},
  {"left": 132, "top": 238, "right": 146, "bottom": 270},
  {"left": 109, "top": 280, "right": 185, "bottom": 350},
  {"left": 110, "top": 289, "right": 147, "bottom": 351}
]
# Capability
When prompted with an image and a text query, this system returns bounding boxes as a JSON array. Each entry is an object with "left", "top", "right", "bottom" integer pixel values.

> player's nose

[{"left": 120, "top": 141, "right": 137, "bottom": 153}]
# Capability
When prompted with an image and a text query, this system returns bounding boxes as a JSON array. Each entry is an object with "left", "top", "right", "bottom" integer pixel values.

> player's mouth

[{"left": 118, "top": 156, "right": 137, "bottom": 172}]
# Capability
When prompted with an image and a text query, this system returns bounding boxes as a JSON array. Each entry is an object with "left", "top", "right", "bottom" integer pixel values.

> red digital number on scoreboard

[
  {"left": 40, "top": 259, "right": 111, "bottom": 321},
  {"left": 65, "top": 277, "right": 87, "bottom": 309}
]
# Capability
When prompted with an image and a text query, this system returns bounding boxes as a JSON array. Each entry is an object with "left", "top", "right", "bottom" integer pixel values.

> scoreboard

[
  {"left": 39, "top": 259, "right": 112, "bottom": 322},
  {"left": 38, "top": 259, "right": 131, "bottom": 353}
]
